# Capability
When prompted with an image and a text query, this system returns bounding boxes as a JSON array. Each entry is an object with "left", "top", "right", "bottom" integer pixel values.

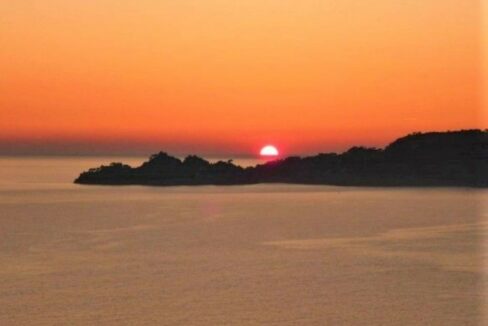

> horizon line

[{"left": 0, "top": 128, "right": 485, "bottom": 158}]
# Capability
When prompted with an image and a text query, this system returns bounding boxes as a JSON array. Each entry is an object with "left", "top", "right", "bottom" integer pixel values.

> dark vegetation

[{"left": 75, "top": 130, "right": 488, "bottom": 187}]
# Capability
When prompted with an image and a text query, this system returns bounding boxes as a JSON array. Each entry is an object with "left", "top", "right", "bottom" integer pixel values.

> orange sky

[{"left": 0, "top": 0, "right": 483, "bottom": 156}]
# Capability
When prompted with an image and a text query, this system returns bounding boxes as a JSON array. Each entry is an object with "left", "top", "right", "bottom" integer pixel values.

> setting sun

[{"left": 260, "top": 145, "right": 279, "bottom": 157}]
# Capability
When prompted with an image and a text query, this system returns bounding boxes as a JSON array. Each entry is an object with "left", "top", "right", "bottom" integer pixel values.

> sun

[{"left": 260, "top": 145, "right": 279, "bottom": 157}]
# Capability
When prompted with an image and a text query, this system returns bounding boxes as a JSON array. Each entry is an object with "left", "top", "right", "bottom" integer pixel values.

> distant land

[{"left": 75, "top": 130, "right": 488, "bottom": 187}]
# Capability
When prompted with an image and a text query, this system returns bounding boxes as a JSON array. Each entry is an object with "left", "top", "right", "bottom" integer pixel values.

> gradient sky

[{"left": 0, "top": 0, "right": 483, "bottom": 156}]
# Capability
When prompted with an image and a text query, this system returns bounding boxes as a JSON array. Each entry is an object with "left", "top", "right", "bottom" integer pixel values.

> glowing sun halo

[{"left": 260, "top": 145, "right": 279, "bottom": 157}]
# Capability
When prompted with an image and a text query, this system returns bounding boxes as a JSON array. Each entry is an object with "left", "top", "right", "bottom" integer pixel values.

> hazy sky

[{"left": 0, "top": 0, "right": 483, "bottom": 156}]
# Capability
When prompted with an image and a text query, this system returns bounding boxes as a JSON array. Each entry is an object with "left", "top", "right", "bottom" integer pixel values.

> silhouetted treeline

[{"left": 75, "top": 129, "right": 488, "bottom": 187}]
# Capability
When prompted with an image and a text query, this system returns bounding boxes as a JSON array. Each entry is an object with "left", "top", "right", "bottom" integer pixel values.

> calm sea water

[{"left": 0, "top": 157, "right": 486, "bottom": 325}]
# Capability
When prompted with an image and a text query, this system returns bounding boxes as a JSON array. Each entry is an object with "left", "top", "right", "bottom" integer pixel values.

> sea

[{"left": 0, "top": 156, "right": 487, "bottom": 325}]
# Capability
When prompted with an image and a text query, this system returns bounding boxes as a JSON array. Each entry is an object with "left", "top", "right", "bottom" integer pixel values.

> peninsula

[{"left": 75, "top": 130, "right": 488, "bottom": 187}]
